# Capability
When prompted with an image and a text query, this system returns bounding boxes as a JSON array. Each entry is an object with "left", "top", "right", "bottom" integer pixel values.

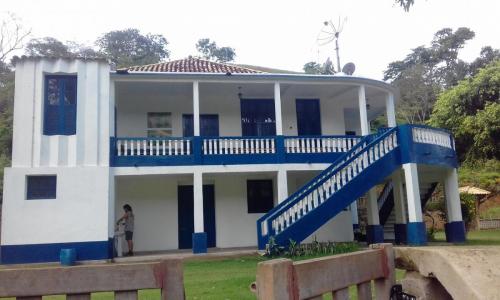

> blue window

[
  {"left": 26, "top": 175, "right": 57, "bottom": 200},
  {"left": 247, "top": 180, "right": 274, "bottom": 213},
  {"left": 241, "top": 99, "right": 276, "bottom": 136},
  {"left": 44, "top": 75, "right": 77, "bottom": 135},
  {"left": 182, "top": 114, "right": 220, "bottom": 137},
  {"left": 296, "top": 99, "right": 321, "bottom": 136}
]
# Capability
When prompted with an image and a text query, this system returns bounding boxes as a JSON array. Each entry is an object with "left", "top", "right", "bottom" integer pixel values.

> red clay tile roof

[{"left": 126, "top": 57, "right": 262, "bottom": 74}]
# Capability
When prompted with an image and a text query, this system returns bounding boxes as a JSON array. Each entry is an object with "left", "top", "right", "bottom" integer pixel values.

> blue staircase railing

[{"left": 257, "top": 127, "right": 401, "bottom": 249}]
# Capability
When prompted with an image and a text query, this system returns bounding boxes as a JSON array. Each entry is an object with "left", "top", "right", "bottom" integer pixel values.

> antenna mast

[{"left": 317, "top": 17, "right": 347, "bottom": 73}]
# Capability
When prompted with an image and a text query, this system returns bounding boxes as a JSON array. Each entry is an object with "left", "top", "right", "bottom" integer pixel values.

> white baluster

[
  {"left": 117, "top": 140, "right": 122, "bottom": 156},
  {"left": 186, "top": 140, "right": 190, "bottom": 155},
  {"left": 271, "top": 139, "right": 275, "bottom": 153}
]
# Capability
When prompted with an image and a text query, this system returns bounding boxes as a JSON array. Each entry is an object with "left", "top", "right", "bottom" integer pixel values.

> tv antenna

[{"left": 317, "top": 17, "right": 347, "bottom": 73}]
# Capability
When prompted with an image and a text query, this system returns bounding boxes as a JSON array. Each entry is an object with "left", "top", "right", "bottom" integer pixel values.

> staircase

[
  {"left": 257, "top": 128, "right": 401, "bottom": 249},
  {"left": 378, "top": 181, "right": 438, "bottom": 240}
]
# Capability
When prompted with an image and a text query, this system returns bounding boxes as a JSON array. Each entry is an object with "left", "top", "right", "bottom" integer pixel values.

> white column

[
  {"left": 193, "top": 81, "right": 200, "bottom": 136},
  {"left": 193, "top": 171, "right": 204, "bottom": 233},
  {"left": 274, "top": 82, "right": 283, "bottom": 135},
  {"left": 358, "top": 85, "right": 370, "bottom": 136},
  {"left": 350, "top": 201, "right": 359, "bottom": 228},
  {"left": 444, "top": 168, "right": 463, "bottom": 222},
  {"left": 393, "top": 172, "right": 407, "bottom": 224},
  {"left": 402, "top": 163, "right": 423, "bottom": 222},
  {"left": 277, "top": 169, "right": 288, "bottom": 204},
  {"left": 366, "top": 188, "right": 380, "bottom": 225},
  {"left": 385, "top": 92, "right": 397, "bottom": 128},
  {"left": 109, "top": 80, "right": 116, "bottom": 137}
]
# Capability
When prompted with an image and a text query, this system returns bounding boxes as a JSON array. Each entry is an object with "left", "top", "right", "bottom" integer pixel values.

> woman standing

[{"left": 116, "top": 204, "right": 135, "bottom": 256}]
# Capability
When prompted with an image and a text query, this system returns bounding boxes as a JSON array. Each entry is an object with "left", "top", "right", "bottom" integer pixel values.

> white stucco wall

[
  {"left": 1, "top": 167, "right": 111, "bottom": 245},
  {"left": 115, "top": 176, "right": 181, "bottom": 252},
  {"left": 12, "top": 58, "right": 111, "bottom": 168}
]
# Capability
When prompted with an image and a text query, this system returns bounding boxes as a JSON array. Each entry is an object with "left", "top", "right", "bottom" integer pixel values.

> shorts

[{"left": 125, "top": 231, "right": 133, "bottom": 241}]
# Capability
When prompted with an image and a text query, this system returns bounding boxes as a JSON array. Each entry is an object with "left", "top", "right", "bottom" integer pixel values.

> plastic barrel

[{"left": 60, "top": 248, "right": 76, "bottom": 266}]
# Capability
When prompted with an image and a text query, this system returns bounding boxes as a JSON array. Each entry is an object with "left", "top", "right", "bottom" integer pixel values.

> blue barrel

[{"left": 60, "top": 248, "right": 76, "bottom": 266}]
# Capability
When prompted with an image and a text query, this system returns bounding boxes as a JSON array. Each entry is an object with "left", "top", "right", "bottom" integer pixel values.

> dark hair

[{"left": 123, "top": 204, "right": 132, "bottom": 212}]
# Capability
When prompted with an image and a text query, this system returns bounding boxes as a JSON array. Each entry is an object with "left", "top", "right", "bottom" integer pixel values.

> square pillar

[
  {"left": 277, "top": 169, "right": 288, "bottom": 204},
  {"left": 403, "top": 163, "right": 427, "bottom": 245},
  {"left": 385, "top": 92, "right": 397, "bottom": 128},
  {"left": 393, "top": 171, "right": 407, "bottom": 244},
  {"left": 444, "top": 168, "right": 466, "bottom": 243},
  {"left": 350, "top": 201, "right": 360, "bottom": 234},
  {"left": 274, "top": 82, "right": 283, "bottom": 136},
  {"left": 192, "top": 171, "right": 207, "bottom": 253},
  {"left": 193, "top": 81, "right": 200, "bottom": 137},
  {"left": 366, "top": 188, "right": 384, "bottom": 244},
  {"left": 358, "top": 85, "right": 370, "bottom": 136}
]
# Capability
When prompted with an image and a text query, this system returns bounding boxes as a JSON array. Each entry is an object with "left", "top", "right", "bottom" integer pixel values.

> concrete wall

[
  {"left": 115, "top": 176, "right": 181, "bottom": 252},
  {"left": 1, "top": 167, "right": 111, "bottom": 245},
  {"left": 12, "top": 58, "right": 111, "bottom": 168}
]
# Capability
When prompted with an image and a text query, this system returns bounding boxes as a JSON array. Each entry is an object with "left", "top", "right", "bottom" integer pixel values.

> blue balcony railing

[
  {"left": 109, "top": 125, "right": 457, "bottom": 168},
  {"left": 110, "top": 135, "right": 361, "bottom": 167}
]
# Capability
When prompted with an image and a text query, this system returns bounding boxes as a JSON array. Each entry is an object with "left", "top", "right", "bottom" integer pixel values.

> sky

[{"left": 1, "top": 0, "right": 499, "bottom": 79}]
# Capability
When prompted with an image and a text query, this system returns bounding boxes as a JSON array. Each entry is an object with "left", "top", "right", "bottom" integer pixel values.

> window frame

[
  {"left": 43, "top": 74, "right": 78, "bottom": 136},
  {"left": 246, "top": 179, "right": 274, "bottom": 213},
  {"left": 147, "top": 112, "right": 173, "bottom": 137},
  {"left": 26, "top": 175, "right": 57, "bottom": 200}
]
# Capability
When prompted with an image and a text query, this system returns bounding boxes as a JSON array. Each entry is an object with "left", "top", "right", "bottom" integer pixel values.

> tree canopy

[
  {"left": 428, "top": 60, "right": 500, "bottom": 161},
  {"left": 195, "top": 38, "right": 236, "bottom": 63},
  {"left": 96, "top": 29, "right": 170, "bottom": 68},
  {"left": 384, "top": 27, "right": 499, "bottom": 124},
  {"left": 303, "top": 58, "right": 335, "bottom": 75}
]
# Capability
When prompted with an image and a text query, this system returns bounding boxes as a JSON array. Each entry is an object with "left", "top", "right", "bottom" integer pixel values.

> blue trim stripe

[
  {"left": 192, "top": 232, "right": 207, "bottom": 254},
  {"left": 445, "top": 221, "right": 466, "bottom": 243},
  {"left": 0, "top": 240, "right": 113, "bottom": 264},
  {"left": 394, "top": 223, "right": 407, "bottom": 245},
  {"left": 366, "top": 225, "right": 384, "bottom": 244},
  {"left": 407, "top": 222, "right": 427, "bottom": 246}
]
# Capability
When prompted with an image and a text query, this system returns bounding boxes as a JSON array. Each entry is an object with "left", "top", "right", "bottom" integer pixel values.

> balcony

[
  {"left": 110, "top": 135, "right": 362, "bottom": 167},
  {"left": 109, "top": 125, "right": 458, "bottom": 168}
]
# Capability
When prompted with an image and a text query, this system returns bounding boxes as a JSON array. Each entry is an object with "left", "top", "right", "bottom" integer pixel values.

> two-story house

[{"left": 0, "top": 57, "right": 466, "bottom": 264}]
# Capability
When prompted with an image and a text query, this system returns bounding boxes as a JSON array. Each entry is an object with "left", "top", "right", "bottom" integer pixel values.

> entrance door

[
  {"left": 296, "top": 99, "right": 321, "bottom": 135},
  {"left": 177, "top": 185, "right": 216, "bottom": 249},
  {"left": 182, "top": 114, "right": 219, "bottom": 137}
]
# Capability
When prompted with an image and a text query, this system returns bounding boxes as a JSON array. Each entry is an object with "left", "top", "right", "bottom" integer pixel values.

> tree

[
  {"left": 96, "top": 29, "right": 169, "bottom": 68},
  {"left": 303, "top": 58, "right": 335, "bottom": 75},
  {"left": 396, "top": 0, "right": 415, "bottom": 11},
  {"left": 384, "top": 27, "right": 481, "bottom": 124},
  {"left": 0, "top": 13, "right": 30, "bottom": 202},
  {"left": 25, "top": 37, "right": 72, "bottom": 57},
  {"left": 428, "top": 60, "right": 500, "bottom": 161},
  {"left": 195, "top": 38, "right": 236, "bottom": 63},
  {"left": 0, "top": 13, "right": 31, "bottom": 63}
]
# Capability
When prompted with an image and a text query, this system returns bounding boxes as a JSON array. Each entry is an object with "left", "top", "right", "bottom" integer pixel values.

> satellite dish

[{"left": 342, "top": 62, "right": 356, "bottom": 75}]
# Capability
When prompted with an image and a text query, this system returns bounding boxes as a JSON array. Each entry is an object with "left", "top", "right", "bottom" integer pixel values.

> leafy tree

[
  {"left": 195, "top": 38, "right": 236, "bottom": 63},
  {"left": 96, "top": 29, "right": 169, "bottom": 68},
  {"left": 384, "top": 27, "right": 482, "bottom": 124},
  {"left": 25, "top": 37, "right": 72, "bottom": 57},
  {"left": 428, "top": 60, "right": 500, "bottom": 161},
  {"left": 0, "top": 13, "right": 30, "bottom": 203},
  {"left": 303, "top": 58, "right": 335, "bottom": 75},
  {"left": 396, "top": 0, "right": 414, "bottom": 11}
]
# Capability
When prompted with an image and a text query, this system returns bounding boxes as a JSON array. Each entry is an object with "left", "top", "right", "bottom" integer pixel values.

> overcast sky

[{"left": 2, "top": 0, "right": 499, "bottom": 79}]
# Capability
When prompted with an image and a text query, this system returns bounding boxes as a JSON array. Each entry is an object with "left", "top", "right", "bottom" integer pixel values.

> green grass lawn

[
  {"left": 6, "top": 231, "right": 500, "bottom": 300},
  {"left": 481, "top": 206, "right": 500, "bottom": 219},
  {"left": 433, "top": 229, "right": 500, "bottom": 245}
]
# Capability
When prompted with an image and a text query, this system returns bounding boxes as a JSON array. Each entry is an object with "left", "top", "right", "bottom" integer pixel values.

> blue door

[
  {"left": 183, "top": 114, "right": 219, "bottom": 137},
  {"left": 296, "top": 99, "right": 321, "bottom": 136},
  {"left": 241, "top": 99, "right": 276, "bottom": 136},
  {"left": 177, "top": 185, "right": 216, "bottom": 249}
]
